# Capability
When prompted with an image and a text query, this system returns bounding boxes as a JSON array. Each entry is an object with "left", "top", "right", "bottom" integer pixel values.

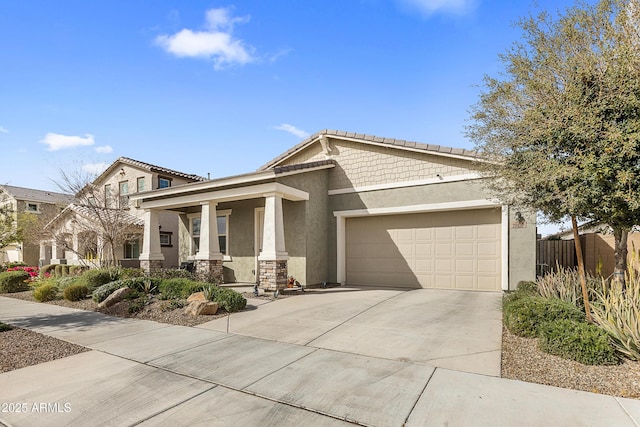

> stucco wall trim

[
  {"left": 333, "top": 200, "right": 509, "bottom": 291},
  {"left": 327, "top": 173, "right": 483, "bottom": 195}
]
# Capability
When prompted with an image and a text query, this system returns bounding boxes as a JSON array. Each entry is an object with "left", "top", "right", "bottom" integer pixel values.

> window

[
  {"left": 189, "top": 210, "right": 231, "bottom": 256},
  {"left": 124, "top": 239, "right": 140, "bottom": 259},
  {"left": 104, "top": 184, "right": 114, "bottom": 208},
  {"left": 26, "top": 203, "right": 39, "bottom": 213},
  {"left": 160, "top": 231, "right": 172, "bottom": 247},
  {"left": 119, "top": 181, "right": 129, "bottom": 208},
  {"left": 158, "top": 177, "right": 171, "bottom": 189},
  {"left": 191, "top": 217, "right": 201, "bottom": 255},
  {"left": 217, "top": 215, "right": 228, "bottom": 254},
  {"left": 137, "top": 177, "right": 145, "bottom": 192}
]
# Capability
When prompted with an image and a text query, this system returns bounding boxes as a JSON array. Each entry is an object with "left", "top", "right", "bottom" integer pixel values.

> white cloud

[
  {"left": 40, "top": 133, "right": 95, "bottom": 151},
  {"left": 274, "top": 124, "right": 310, "bottom": 139},
  {"left": 82, "top": 162, "right": 108, "bottom": 175},
  {"left": 398, "top": 0, "right": 477, "bottom": 16},
  {"left": 94, "top": 145, "right": 113, "bottom": 154},
  {"left": 156, "top": 7, "right": 254, "bottom": 70},
  {"left": 0, "top": 126, "right": 8, "bottom": 133}
]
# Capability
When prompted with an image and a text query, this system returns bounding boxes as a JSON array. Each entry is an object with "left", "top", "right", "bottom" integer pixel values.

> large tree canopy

[{"left": 467, "top": 0, "right": 640, "bottom": 278}]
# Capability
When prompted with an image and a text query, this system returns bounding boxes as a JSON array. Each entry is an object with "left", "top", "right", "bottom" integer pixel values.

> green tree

[
  {"left": 0, "top": 197, "right": 19, "bottom": 249},
  {"left": 467, "top": 0, "right": 640, "bottom": 283}
]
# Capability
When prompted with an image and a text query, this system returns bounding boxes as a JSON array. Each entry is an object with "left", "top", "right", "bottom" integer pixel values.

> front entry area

[{"left": 345, "top": 208, "right": 502, "bottom": 291}]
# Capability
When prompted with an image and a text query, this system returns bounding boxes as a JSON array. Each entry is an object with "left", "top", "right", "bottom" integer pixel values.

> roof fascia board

[
  {"left": 138, "top": 182, "right": 309, "bottom": 211},
  {"left": 130, "top": 163, "right": 333, "bottom": 203}
]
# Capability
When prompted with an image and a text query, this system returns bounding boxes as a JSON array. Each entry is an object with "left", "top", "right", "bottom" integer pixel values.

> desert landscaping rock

[
  {"left": 187, "top": 292, "right": 206, "bottom": 302},
  {"left": 98, "top": 287, "right": 132, "bottom": 308},
  {"left": 184, "top": 300, "right": 219, "bottom": 316}
]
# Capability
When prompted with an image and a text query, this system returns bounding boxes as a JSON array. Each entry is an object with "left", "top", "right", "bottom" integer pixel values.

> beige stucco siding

[{"left": 281, "top": 139, "right": 477, "bottom": 191}]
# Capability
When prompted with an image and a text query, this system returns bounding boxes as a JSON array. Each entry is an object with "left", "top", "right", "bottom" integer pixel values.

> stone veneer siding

[
  {"left": 140, "top": 259, "right": 163, "bottom": 272},
  {"left": 282, "top": 139, "right": 474, "bottom": 190},
  {"left": 259, "top": 260, "right": 288, "bottom": 290},
  {"left": 195, "top": 259, "right": 224, "bottom": 284}
]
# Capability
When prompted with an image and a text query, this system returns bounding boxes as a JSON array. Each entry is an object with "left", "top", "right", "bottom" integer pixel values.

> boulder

[
  {"left": 98, "top": 287, "right": 132, "bottom": 309},
  {"left": 184, "top": 301, "right": 219, "bottom": 316},
  {"left": 187, "top": 291, "right": 206, "bottom": 302}
]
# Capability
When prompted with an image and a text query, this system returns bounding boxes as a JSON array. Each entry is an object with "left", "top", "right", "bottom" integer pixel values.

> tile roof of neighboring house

[
  {"left": 259, "top": 129, "right": 480, "bottom": 171},
  {"left": 94, "top": 157, "right": 208, "bottom": 185},
  {"left": 0, "top": 185, "right": 73, "bottom": 205}
]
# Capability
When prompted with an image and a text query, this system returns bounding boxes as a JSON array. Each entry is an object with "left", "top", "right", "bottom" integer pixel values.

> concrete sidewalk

[{"left": 0, "top": 295, "right": 639, "bottom": 427}]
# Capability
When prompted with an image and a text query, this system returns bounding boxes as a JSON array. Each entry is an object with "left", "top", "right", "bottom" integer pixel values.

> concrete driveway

[
  {"left": 2, "top": 290, "right": 639, "bottom": 426},
  {"left": 198, "top": 287, "right": 503, "bottom": 376}
]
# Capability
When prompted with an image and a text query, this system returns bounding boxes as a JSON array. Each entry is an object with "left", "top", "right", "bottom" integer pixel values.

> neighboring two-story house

[
  {"left": 0, "top": 185, "right": 73, "bottom": 266},
  {"left": 41, "top": 157, "right": 206, "bottom": 268}
]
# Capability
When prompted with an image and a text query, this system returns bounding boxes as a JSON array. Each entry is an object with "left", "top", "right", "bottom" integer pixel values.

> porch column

[
  {"left": 51, "top": 238, "right": 64, "bottom": 264},
  {"left": 258, "top": 193, "right": 288, "bottom": 290},
  {"left": 139, "top": 209, "right": 164, "bottom": 272},
  {"left": 195, "top": 201, "right": 223, "bottom": 283},
  {"left": 38, "top": 241, "right": 50, "bottom": 267},
  {"left": 68, "top": 232, "right": 80, "bottom": 265}
]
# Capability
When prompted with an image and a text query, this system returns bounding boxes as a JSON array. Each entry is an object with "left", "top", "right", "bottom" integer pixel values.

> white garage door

[{"left": 345, "top": 208, "right": 501, "bottom": 291}]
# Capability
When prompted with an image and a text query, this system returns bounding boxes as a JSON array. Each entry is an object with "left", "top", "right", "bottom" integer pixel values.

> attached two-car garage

[{"left": 345, "top": 208, "right": 502, "bottom": 291}]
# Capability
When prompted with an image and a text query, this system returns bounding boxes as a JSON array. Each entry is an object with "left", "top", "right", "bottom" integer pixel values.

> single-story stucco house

[{"left": 130, "top": 130, "right": 536, "bottom": 291}]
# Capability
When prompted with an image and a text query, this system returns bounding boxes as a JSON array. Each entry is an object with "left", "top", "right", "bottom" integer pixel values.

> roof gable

[{"left": 259, "top": 130, "right": 479, "bottom": 171}]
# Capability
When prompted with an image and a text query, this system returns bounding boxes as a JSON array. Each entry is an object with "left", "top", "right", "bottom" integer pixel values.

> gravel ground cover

[
  {"left": 501, "top": 326, "right": 640, "bottom": 399},
  {"left": 2, "top": 290, "right": 639, "bottom": 400}
]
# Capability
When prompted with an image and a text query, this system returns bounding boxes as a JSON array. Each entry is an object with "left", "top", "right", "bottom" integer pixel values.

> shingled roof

[
  {"left": 259, "top": 129, "right": 480, "bottom": 171},
  {"left": 0, "top": 185, "right": 73, "bottom": 205}
]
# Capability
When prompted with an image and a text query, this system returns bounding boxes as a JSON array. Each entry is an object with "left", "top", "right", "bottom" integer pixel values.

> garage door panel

[{"left": 345, "top": 209, "right": 501, "bottom": 291}]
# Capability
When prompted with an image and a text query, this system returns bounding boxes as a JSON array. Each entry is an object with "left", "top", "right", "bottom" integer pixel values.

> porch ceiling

[{"left": 134, "top": 182, "right": 309, "bottom": 211}]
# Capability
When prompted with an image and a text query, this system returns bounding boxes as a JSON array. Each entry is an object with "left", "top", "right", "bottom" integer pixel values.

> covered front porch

[{"left": 133, "top": 181, "right": 310, "bottom": 290}]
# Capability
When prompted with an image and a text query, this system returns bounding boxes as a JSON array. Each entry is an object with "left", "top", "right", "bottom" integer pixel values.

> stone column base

[
  {"left": 259, "top": 260, "right": 288, "bottom": 291},
  {"left": 195, "top": 259, "right": 224, "bottom": 284},
  {"left": 140, "top": 259, "right": 163, "bottom": 273}
]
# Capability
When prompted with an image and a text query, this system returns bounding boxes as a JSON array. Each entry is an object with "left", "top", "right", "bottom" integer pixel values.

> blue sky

[{"left": 0, "top": 0, "right": 583, "bottom": 234}]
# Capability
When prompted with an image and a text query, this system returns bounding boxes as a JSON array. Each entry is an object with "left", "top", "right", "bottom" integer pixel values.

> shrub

[
  {"left": 160, "top": 299, "right": 186, "bottom": 311},
  {"left": 118, "top": 277, "right": 161, "bottom": 294},
  {"left": 79, "top": 269, "right": 120, "bottom": 291},
  {"left": 503, "top": 295, "right": 585, "bottom": 338},
  {"left": 33, "top": 283, "right": 59, "bottom": 302},
  {"left": 0, "top": 270, "right": 31, "bottom": 293},
  {"left": 3, "top": 262, "right": 27, "bottom": 270},
  {"left": 40, "top": 264, "right": 57, "bottom": 278},
  {"left": 158, "top": 278, "right": 204, "bottom": 299},
  {"left": 536, "top": 266, "right": 603, "bottom": 309},
  {"left": 209, "top": 287, "right": 247, "bottom": 312},
  {"left": 591, "top": 280, "right": 640, "bottom": 361},
  {"left": 63, "top": 284, "right": 89, "bottom": 301},
  {"left": 538, "top": 319, "right": 618, "bottom": 365},
  {"left": 92, "top": 281, "right": 126, "bottom": 303},
  {"left": 68, "top": 265, "right": 86, "bottom": 276},
  {"left": 150, "top": 269, "right": 195, "bottom": 280},
  {"left": 55, "top": 276, "right": 79, "bottom": 291},
  {"left": 118, "top": 268, "right": 145, "bottom": 280},
  {"left": 54, "top": 264, "right": 63, "bottom": 277},
  {"left": 128, "top": 299, "right": 147, "bottom": 314},
  {"left": 516, "top": 281, "right": 538, "bottom": 295},
  {"left": 0, "top": 322, "right": 12, "bottom": 332}
]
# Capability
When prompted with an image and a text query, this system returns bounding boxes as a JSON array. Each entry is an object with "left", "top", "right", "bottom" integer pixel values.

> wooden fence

[{"left": 536, "top": 239, "right": 576, "bottom": 277}]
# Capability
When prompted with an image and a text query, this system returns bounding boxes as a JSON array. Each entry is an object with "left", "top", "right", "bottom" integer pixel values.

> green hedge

[
  {"left": 209, "top": 287, "right": 246, "bottom": 312},
  {"left": 92, "top": 281, "right": 126, "bottom": 303},
  {"left": 503, "top": 295, "right": 585, "bottom": 338},
  {"left": 158, "top": 278, "right": 206, "bottom": 299},
  {"left": 538, "top": 319, "right": 618, "bottom": 365},
  {"left": 33, "top": 283, "right": 59, "bottom": 302},
  {"left": 78, "top": 269, "right": 119, "bottom": 291},
  {"left": 63, "top": 284, "right": 89, "bottom": 302},
  {"left": 0, "top": 271, "right": 31, "bottom": 293}
]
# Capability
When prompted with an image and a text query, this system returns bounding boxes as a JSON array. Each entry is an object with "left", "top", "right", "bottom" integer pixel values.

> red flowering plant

[{"left": 7, "top": 266, "right": 39, "bottom": 280}]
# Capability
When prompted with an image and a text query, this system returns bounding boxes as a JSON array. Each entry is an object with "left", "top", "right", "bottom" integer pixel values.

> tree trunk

[
  {"left": 612, "top": 227, "right": 629, "bottom": 289},
  {"left": 571, "top": 216, "right": 592, "bottom": 322}
]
